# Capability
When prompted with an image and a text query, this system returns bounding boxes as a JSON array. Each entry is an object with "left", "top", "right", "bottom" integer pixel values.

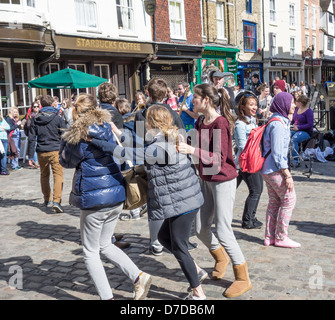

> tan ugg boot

[
  {"left": 223, "top": 261, "right": 252, "bottom": 298},
  {"left": 209, "top": 246, "right": 230, "bottom": 280}
]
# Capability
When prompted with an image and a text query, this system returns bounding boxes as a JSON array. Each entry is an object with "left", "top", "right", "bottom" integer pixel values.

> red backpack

[{"left": 238, "top": 118, "right": 283, "bottom": 173}]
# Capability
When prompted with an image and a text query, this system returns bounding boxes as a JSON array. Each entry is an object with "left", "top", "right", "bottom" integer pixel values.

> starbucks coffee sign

[{"left": 144, "top": 0, "right": 156, "bottom": 16}]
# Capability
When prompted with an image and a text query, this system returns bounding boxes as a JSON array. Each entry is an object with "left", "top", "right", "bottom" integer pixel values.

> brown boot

[
  {"left": 223, "top": 261, "right": 252, "bottom": 298},
  {"left": 209, "top": 246, "right": 230, "bottom": 280}
]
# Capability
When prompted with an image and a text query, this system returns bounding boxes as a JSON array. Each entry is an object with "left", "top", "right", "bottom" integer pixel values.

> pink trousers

[{"left": 261, "top": 171, "right": 296, "bottom": 241}]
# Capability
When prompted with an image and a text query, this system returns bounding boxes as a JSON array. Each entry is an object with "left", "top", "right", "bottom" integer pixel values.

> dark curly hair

[{"left": 98, "top": 82, "right": 118, "bottom": 105}]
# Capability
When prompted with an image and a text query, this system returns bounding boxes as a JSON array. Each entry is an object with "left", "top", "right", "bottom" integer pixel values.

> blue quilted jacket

[{"left": 59, "top": 109, "right": 125, "bottom": 210}]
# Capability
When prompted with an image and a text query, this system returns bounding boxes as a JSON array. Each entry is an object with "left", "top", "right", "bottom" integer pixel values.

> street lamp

[{"left": 306, "top": 45, "right": 314, "bottom": 81}]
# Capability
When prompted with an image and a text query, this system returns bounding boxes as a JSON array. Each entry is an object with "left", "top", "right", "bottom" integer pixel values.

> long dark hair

[{"left": 193, "top": 83, "right": 235, "bottom": 132}]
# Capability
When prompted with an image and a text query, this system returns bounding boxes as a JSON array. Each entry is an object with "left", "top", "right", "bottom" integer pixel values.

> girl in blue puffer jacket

[{"left": 59, "top": 93, "right": 151, "bottom": 300}]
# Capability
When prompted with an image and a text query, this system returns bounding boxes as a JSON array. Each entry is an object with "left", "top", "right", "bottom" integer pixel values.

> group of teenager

[{"left": 1, "top": 73, "right": 315, "bottom": 300}]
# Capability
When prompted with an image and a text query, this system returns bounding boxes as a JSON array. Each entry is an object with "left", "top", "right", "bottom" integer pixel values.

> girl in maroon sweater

[{"left": 178, "top": 84, "right": 251, "bottom": 298}]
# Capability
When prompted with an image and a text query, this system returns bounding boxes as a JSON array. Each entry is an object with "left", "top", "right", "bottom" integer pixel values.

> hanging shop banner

[{"left": 144, "top": 0, "right": 156, "bottom": 16}]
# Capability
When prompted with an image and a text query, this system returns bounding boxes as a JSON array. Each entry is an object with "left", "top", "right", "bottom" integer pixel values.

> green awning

[{"left": 28, "top": 67, "right": 107, "bottom": 89}]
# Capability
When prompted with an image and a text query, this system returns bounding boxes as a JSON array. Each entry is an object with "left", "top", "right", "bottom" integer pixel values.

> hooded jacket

[
  {"left": 28, "top": 106, "right": 67, "bottom": 158},
  {"left": 59, "top": 108, "right": 125, "bottom": 210}
]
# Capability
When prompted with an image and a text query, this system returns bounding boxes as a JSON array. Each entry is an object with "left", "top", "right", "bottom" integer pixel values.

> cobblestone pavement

[{"left": 0, "top": 159, "right": 335, "bottom": 301}]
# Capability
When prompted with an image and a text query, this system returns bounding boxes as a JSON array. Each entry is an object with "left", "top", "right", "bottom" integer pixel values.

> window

[
  {"left": 312, "top": 6, "right": 316, "bottom": 30},
  {"left": 116, "top": 0, "right": 134, "bottom": 32},
  {"left": 169, "top": 0, "right": 186, "bottom": 39},
  {"left": 269, "top": 0, "right": 276, "bottom": 22},
  {"left": 290, "top": 37, "right": 295, "bottom": 57},
  {"left": 27, "top": 0, "right": 34, "bottom": 7},
  {"left": 243, "top": 21, "right": 256, "bottom": 52},
  {"left": 46, "top": 63, "right": 62, "bottom": 100},
  {"left": 75, "top": 0, "right": 98, "bottom": 30},
  {"left": 216, "top": 2, "right": 225, "bottom": 39},
  {"left": 246, "top": 0, "right": 252, "bottom": 14},
  {"left": 312, "top": 36, "right": 316, "bottom": 58},
  {"left": 270, "top": 32, "right": 277, "bottom": 57},
  {"left": 68, "top": 64, "right": 88, "bottom": 96},
  {"left": 289, "top": 4, "right": 295, "bottom": 27},
  {"left": 0, "top": 59, "right": 12, "bottom": 116},
  {"left": 304, "top": 4, "right": 308, "bottom": 27},
  {"left": 14, "top": 61, "right": 33, "bottom": 110},
  {"left": 329, "top": 13, "right": 333, "bottom": 24},
  {"left": 94, "top": 64, "right": 110, "bottom": 81},
  {"left": 327, "top": 36, "right": 334, "bottom": 51},
  {"left": 305, "top": 35, "right": 309, "bottom": 50}
]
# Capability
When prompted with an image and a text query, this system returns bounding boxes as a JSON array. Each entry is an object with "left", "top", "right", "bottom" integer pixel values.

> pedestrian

[
  {"left": 234, "top": 92, "right": 264, "bottom": 229},
  {"left": 260, "top": 92, "right": 301, "bottom": 248},
  {"left": 257, "top": 84, "right": 272, "bottom": 123},
  {"left": 24, "top": 102, "right": 40, "bottom": 168},
  {"left": 290, "top": 95, "right": 314, "bottom": 167},
  {"left": 60, "top": 98, "right": 74, "bottom": 128},
  {"left": 27, "top": 95, "right": 66, "bottom": 213},
  {"left": 0, "top": 113, "right": 10, "bottom": 175},
  {"left": 165, "top": 87, "right": 179, "bottom": 112},
  {"left": 5, "top": 106, "right": 23, "bottom": 171},
  {"left": 178, "top": 83, "right": 252, "bottom": 298},
  {"left": 98, "top": 82, "right": 124, "bottom": 129},
  {"left": 251, "top": 74, "right": 262, "bottom": 96},
  {"left": 177, "top": 81, "right": 199, "bottom": 131},
  {"left": 134, "top": 78, "right": 198, "bottom": 256},
  {"left": 91, "top": 104, "right": 206, "bottom": 300},
  {"left": 59, "top": 93, "right": 151, "bottom": 300}
]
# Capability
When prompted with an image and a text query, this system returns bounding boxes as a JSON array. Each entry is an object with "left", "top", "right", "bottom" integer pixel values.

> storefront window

[
  {"left": 14, "top": 61, "right": 33, "bottom": 114},
  {"left": 46, "top": 63, "right": 62, "bottom": 101},
  {"left": 95, "top": 64, "right": 110, "bottom": 81},
  {"left": 69, "top": 63, "right": 88, "bottom": 96},
  {"left": 0, "top": 60, "right": 12, "bottom": 117},
  {"left": 117, "top": 64, "right": 129, "bottom": 99}
]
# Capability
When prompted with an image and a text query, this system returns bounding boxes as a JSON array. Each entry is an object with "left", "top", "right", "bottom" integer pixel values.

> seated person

[{"left": 290, "top": 95, "right": 314, "bottom": 165}]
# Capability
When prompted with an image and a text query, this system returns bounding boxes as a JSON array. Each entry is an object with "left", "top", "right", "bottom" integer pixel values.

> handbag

[{"left": 113, "top": 132, "right": 148, "bottom": 210}]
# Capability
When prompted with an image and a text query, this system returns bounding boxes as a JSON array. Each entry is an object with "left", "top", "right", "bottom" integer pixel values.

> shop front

[
  {"left": 46, "top": 35, "right": 154, "bottom": 101},
  {"left": 0, "top": 23, "right": 54, "bottom": 116},
  {"left": 237, "top": 62, "right": 263, "bottom": 90},
  {"left": 264, "top": 59, "right": 303, "bottom": 86},
  {"left": 321, "top": 60, "right": 335, "bottom": 83},
  {"left": 195, "top": 45, "right": 239, "bottom": 86},
  {"left": 147, "top": 43, "right": 203, "bottom": 90}
]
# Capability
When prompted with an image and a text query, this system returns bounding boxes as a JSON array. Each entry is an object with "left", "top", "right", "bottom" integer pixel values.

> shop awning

[{"left": 28, "top": 67, "right": 107, "bottom": 89}]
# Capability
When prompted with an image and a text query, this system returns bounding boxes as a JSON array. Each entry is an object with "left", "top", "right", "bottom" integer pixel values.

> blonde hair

[
  {"left": 146, "top": 105, "right": 179, "bottom": 145},
  {"left": 73, "top": 93, "right": 98, "bottom": 121},
  {"left": 9, "top": 106, "right": 19, "bottom": 119}
]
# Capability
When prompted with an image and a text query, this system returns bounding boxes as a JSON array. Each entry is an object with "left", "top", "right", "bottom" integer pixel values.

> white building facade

[
  {"left": 262, "top": 0, "right": 304, "bottom": 86},
  {"left": 0, "top": 0, "right": 153, "bottom": 116}
]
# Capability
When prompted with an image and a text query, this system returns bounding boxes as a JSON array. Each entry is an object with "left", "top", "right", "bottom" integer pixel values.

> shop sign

[
  {"left": 305, "top": 59, "right": 321, "bottom": 66},
  {"left": 271, "top": 61, "right": 301, "bottom": 68},
  {"left": 227, "top": 62, "right": 238, "bottom": 73},
  {"left": 144, "top": 0, "right": 156, "bottom": 16},
  {"left": 150, "top": 64, "right": 183, "bottom": 72},
  {"left": 203, "top": 50, "right": 227, "bottom": 57},
  {"left": 55, "top": 35, "right": 153, "bottom": 54}
]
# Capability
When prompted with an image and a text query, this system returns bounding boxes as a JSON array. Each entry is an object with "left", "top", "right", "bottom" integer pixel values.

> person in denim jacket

[
  {"left": 260, "top": 92, "right": 301, "bottom": 248},
  {"left": 234, "top": 92, "right": 264, "bottom": 229},
  {"left": 0, "top": 114, "right": 10, "bottom": 175}
]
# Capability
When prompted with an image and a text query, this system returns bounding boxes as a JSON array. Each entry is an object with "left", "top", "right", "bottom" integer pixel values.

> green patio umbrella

[{"left": 28, "top": 67, "right": 107, "bottom": 89}]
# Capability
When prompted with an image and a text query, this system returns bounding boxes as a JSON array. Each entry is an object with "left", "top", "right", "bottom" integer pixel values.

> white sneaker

[
  {"left": 133, "top": 272, "right": 152, "bottom": 300},
  {"left": 187, "top": 268, "right": 208, "bottom": 292},
  {"left": 184, "top": 293, "right": 206, "bottom": 300}
]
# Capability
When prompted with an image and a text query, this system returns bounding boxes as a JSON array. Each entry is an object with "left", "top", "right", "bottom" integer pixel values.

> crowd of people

[{"left": 0, "top": 72, "right": 317, "bottom": 301}]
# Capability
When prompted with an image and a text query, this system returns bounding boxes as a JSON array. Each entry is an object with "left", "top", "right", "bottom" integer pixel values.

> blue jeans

[
  {"left": 290, "top": 130, "right": 310, "bottom": 162},
  {"left": 0, "top": 139, "right": 8, "bottom": 172},
  {"left": 11, "top": 135, "right": 21, "bottom": 169}
]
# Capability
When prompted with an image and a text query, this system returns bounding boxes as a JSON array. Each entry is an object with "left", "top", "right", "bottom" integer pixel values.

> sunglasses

[{"left": 33, "top": 105, "right": 39, "bottom": 108}]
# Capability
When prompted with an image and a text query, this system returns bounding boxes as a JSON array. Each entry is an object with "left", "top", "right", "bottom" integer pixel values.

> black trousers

[
  {"left": 158, "top": 210, "right": 199, "bottom": 289},
  {"left": 237, "top": 170, "right": 264, "bottom": 227}
]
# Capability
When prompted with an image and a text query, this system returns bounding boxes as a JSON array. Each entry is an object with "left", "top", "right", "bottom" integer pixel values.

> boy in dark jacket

[{"left": 28, "top": 95, "right": 67, "bottom": 213}]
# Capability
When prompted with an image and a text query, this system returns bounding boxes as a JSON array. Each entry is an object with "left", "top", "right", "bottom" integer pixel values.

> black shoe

[
  {"left": 253, "top": 218, "right": 263, "bottom": 228},
  {"left": 52, "top": 202, "right": 64, "bottom": 213},
  {"left": 188, "top": 242, "right": 198, "bottom": 251},
  {"left": 242, "top": 222, "right": 261, "bottom": 229}
]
